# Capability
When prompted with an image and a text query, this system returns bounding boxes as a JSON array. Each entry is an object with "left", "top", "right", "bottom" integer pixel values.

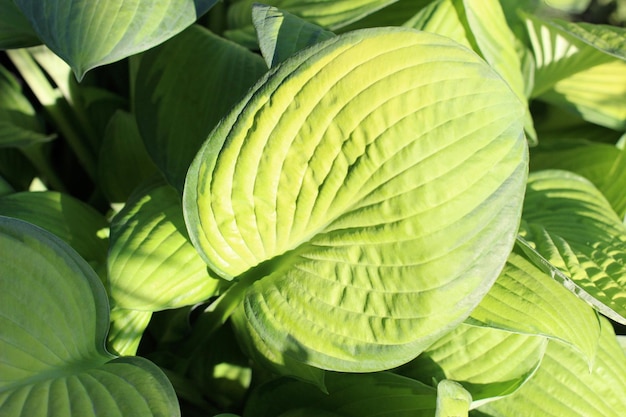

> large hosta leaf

[
  {"left": 184, "top": 28, "right": 528, "bottom": 372},
  {"left": 14, "top": 0, "right": 218, "bottom": 80},
  {"left": 0, "top": 216, "right": 179, "bottom": 416},
  {"left": 476, "top": 317, "right": 626, "bottom": 417},
  {"left": 520, "top": 170, "right": 626, "bottom": 324}
]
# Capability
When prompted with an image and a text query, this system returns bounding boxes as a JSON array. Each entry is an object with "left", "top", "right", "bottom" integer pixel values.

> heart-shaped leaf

[
  {"left": 0, "top": 216, "right": 179, "bottom": 416},
  {"left": 184, "top": 28, "right": 528, "bottom": 372},
  {"left": 14, "top": 0, "right": 219, "bottom": 80}
]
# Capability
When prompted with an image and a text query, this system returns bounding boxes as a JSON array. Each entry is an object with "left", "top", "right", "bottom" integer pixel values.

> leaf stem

[{"left": 6, "top": 49, "right": 97, "bottom": 181}]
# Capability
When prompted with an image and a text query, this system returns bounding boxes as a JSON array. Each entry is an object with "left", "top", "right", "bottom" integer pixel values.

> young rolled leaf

[
  {"left": 476, "top": 317, "right": 626, "bottom": 417},
  {"left": 14, "top": 0, "right": 218, "bottom": 80},
  {"left": 436, "top": 380, "right": 471, "bottom": 417},
  {"left": 397, "top": 324, "right": 547, "bottom": 407},
  {"left": 520, "top": 170, "right": 626, "bottom": 324},
  {"left": 0, "top": 216, "right": 179, "bottom": 416},
  {"left": 184, "top": 27, "right": 528, "bottom": 372},
  {"left": 468, "top": 250, "right": 601, "bottom": 364},
  {"left": 134, "top": 25, "right": 267, "bottom": 192},
  {"left": 108, "top": 177, "right": 221, "bottom": 311},
  {"left": 252, "top": 4, "right": 336, "bottom": 68}
]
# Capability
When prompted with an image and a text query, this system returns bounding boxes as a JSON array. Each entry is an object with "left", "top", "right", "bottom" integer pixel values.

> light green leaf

[
  {"left": 544, "top": 0, "right": 591, "bottom": 13},
  {"left": 0, "top": 191, "right": 109, "bottom": 274},
  {"left": 404, "top": 0, "right": 536, "bottom": 144},
  {"left": 252, "top": 4, "right": 336, "bottom": 68},
  {"left": 538, "top": 59, "right": 626, "bottom": 130},
  {"left": 397, "top": 324, "right": 547, "bottom": 406},
  {"left": 547, "top": 20, "right": 626, "bottom": 60},
  {"left": 98, "top": 110, "right": 158, "bottom": 203},
  {"left": 436, "top": 380, "right": 471, "bottom": 417},
  {"left": 524, "top": 13, "right": 618, "bottom": 97},
  {"left": 477, "top": 317, "right": 626, "bottom": 417},
  {"left": 0, "top": 65, "right": 53, "bottom": 148},
  {"left": 0, "top": 0, "right": 40, "bottom": 49},
  {"left": 520, "top": 170, "right": 626, "bottom": 324},
  {"left": 134, "top": 24, "right": 266, "bottom": 192},
  {"left": 530, "top": 139, "right": 626, "bottom": 220},
  {"left": 14, "top": 0, "right": 218, "bottom": 80},
  {"left": 107, "top": 308, "right": 152, "bottom": 356},
  {"left": 243, "top": 372, "right": 437, "bottom": 417},
  {"left": 0, "top": 216, "right": 179, "bottom": 417},
  {"left": 184, "top": 28, "right": 528, "bottom": 372},
  {"left": 469, "top": 250, "right": 601, "bottom": 363},
  {"left": 108, "top": 177, "right": 221, "bottom": 311}
]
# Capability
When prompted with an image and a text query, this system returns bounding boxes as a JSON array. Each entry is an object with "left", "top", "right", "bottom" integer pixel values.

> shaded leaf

[
  {"left": 134, "top": 25, "right": 267, "bottom": 191},
  {"left": 108, "top": 177, "right": 221, "bottom": 311},
  {"left": 243, "top": 372, "right": 437, "bottom": 417},
  {"left": 0, "top": 216, "right": 179, "bottom": 417},
  {"left": 0, "top": 0, "right": 40, "bottom": 49}
]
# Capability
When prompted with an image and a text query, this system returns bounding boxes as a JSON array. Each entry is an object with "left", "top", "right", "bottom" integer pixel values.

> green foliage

[{"left": 0, "top": 1, "right": 625, "bottom": 416}]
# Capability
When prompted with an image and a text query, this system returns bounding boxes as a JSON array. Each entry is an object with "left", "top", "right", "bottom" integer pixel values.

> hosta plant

[{"left": 1, "top": 0, "right": 625, "bottom": 416}]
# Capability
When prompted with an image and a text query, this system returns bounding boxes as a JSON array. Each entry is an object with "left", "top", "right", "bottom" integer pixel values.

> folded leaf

[
  {"left": 134, "top": 25, "right": 267, "bottom": 192},
  {"left": 184, "top": 28, "right": 528, "bottom": 372}
]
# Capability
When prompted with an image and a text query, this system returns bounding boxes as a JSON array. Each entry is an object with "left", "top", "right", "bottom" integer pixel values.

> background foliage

[{"left": 1, "top": 0, "right": 625, "bottom": 416}]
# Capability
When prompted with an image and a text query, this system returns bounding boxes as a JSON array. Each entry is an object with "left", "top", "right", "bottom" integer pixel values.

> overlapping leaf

[
  {"left": 108, "top": 177, "right": 221, "bottom": 311},
  {"left": 0, "top": 191, "right": 109, "bottom": 275},
  {"left": 398, "top": 324, "right": 547, "bottom": 407},
  {"left": 477, "top": 317, "right": 626, "bottom": 417},
  {"left": 184, "top": 28, "right": 528, "bottom": 372},
  {"left": 0, "top": 216, "right": 179, "bottom": 416},
  {"left": 469, "top": 250, "right": 601, "bottom": 363},
  {"left": 520, "top": 170, "right": 626, "bottom": 324},
  {"left": 134, "top": 25, "right": 267, "bottom": 191},
  {"left": 14, "top": 0, "right": 218, "bottom": 79}
]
